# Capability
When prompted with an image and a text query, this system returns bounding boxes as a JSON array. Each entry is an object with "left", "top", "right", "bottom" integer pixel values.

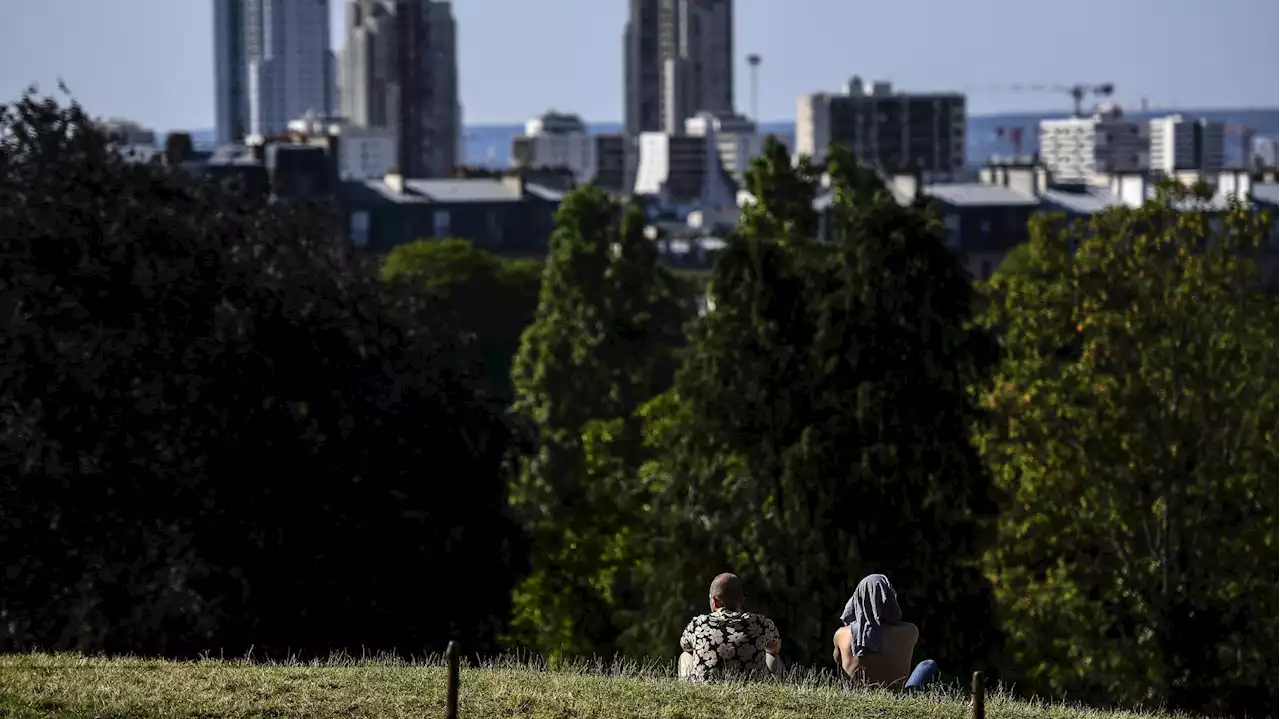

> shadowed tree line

[{"left": 1, "top": 95, "right": 1274, "bottom": 718}]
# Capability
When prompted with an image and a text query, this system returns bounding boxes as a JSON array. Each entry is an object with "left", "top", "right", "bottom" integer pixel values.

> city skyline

[{"left": 1, "top": 0, "right": 1277, "bottom": 132}]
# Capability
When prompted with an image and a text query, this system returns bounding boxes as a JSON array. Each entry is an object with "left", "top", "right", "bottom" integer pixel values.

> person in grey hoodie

[{"left": 832, "top": 574, "right": 938, "bottom": 689}]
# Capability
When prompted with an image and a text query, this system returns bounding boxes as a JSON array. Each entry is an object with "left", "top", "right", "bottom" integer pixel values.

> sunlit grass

[{"left": 0, "top": 652, "right": 1173, "bottom": 719}]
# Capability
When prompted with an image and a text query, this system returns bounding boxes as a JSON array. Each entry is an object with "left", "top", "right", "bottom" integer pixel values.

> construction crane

[{"left": 968, "top": 82, "right": 1116, "bottom": 118}]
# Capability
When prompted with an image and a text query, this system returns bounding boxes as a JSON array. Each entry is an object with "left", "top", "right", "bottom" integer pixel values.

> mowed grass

[{"left": 0, "top": 653, "right": 1167, "bottom": 719}]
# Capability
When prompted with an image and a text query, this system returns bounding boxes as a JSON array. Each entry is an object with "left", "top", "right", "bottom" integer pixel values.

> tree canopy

[
  {"left": 381, "top": 238, "right": 543, "bottom": 406},
  {"left": 977, "top": 181, "right": 1278, "bottom": 717},
  {"left": 506, "top": 188, "right": 689, "bottom": 660},
  {"left": 625, "top": 145, "right": 1001, "bottom": 672},
  {"left": 0, "top": 92, "right": 525, "bottom": 658}
]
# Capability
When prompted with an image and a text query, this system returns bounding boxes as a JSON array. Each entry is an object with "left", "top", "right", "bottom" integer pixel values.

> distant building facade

[
  {"left": 99, "top": 118, "right": 157, "bottom": 146},
  {"left": 796, "top": 76, "right": 966, "bottom": 174},
  {"left": 685, "top": 110, "right": 761, "bottom": 182},
  {"left": 339, "top": 172, "right": 563, "bottom": 253},
  {"left": 220, "top": 0, "right": 334, "bottom": 139},
  {"left": 1038, "top": 113, "right": 1146, "bottom": 184},
  {"left": 1149, "top": 115, "right": 1225, "bottom": 176},
  {"left": 213, "top": 0, "right": 250, "bottom": 144},
  {"left": 340, "top": 0, "right": 461, "bottom": 178},
  {"left": 511, "top": 111, "right": 597, "bottom": 184},
  {"left": 633, "top": 131, "right": 737, "bottom": 210},
  {"left": 287, "top": 115, "right": 398, "bottom": 180},
  {"left": 625, "top": 0, "right": 734, "bottom": 136}
]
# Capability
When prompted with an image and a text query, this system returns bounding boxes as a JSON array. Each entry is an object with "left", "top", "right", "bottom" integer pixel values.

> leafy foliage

[
  {"left": 739, "top": 135, "right": 821, "bottom": 244},
  {"left": 507, "top": 189, "right": 688, "bottom": 660},
  {"left": 0, "top": 92, "right": 524, "bottom": 658},
  {"left": 977, "top": 181, "right": 1278, "bottom": 716},
  {"left": 629, "top": 146, "right": 1001, "bottom": 673},
  {"left": 381, "top": 238, "right": 543, "bottom": 406}
]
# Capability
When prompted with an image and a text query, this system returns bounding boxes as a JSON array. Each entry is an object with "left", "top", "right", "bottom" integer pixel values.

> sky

[{"left": 1, "top": 0, "right": 1276, "bottom": 132}]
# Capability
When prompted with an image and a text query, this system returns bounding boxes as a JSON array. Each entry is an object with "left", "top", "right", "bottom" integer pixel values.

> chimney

[
  {"left": 892, "top": 172, "right": 919, "bottom": 202},
  {"left": 1115, "top": 172, "right": 1147, "bottom": 208},
  {"left": 384, "top": 169, "right": 404, "bottom": 194},
  {"left": 502, "top": 171, "right": 525, "bottom": 197}
]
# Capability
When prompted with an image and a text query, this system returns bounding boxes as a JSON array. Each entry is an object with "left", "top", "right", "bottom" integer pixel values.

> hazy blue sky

[{"left": 1, "top": 0, "right": 1276, "bottom": 131}]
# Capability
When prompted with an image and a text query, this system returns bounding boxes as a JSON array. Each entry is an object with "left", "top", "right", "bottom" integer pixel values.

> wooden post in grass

[
  {"left": 971, "top": 671, "right": 985, "bottom": 719},
  {"left": 445, "top": 641, "right": 460, "bottom": 719}
]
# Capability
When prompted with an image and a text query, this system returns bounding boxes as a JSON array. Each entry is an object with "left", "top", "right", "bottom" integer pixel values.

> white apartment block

[
  {"left": 511, "top": 111, "right": 598, "bottom": 184},
  {"left": 684, "top": 110, "right": 762, "bottom": 182},
  {"left": 1149, "top": 115, "right": 1225, "bottom": 176},
  {"left": 245, "top": 0, "right": 333, "bottom": 137},
  {"left": 1038, "top": 114, "right": 1146, "bottom": 184},
  {"left": 795, "top": 76, "right": 965, "bottom": 174}
]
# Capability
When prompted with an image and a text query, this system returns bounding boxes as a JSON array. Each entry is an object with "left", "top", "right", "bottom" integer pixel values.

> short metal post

[
  {"left": 971, "top": 671, "right": 985, "bottom": 719},
  {"left": 445, "top": 641, "right": 460, "bottom": 719}
]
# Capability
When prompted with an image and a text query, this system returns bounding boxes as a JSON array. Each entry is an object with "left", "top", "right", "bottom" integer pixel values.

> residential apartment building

[
  {"left": 1149, "top": 115, "right": 1225, "bottom": 176},
  {"left": 340, "top": 0, "right": 461, "bottom": 178},
  {"left": 795, "top": 76, "right": 966, "bottom": 174},
  {"left": 213, "top": 0, "right": 334, "bottom": 140},
  {"left": 511, "top": 111, "right": 597, "bottom": 184},
  {"left": 685, "top": 110, "right": 761, "bottom": 182},
  {"left": 1038, "top": 113, "right": 1146, "bottom": 184},
  {"left": 625, "top": 0, "right": 734, "bottom": 136}
]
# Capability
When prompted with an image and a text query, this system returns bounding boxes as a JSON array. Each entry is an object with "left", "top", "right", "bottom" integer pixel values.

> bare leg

[
  {"left": 766, "top": 653, "right": 785, "bottom": 679},
  {"left": 678, "top": 652, "right": 696, "bottom": 680}
]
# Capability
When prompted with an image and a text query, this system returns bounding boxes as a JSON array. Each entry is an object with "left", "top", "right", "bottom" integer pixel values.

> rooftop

[
  {"left": 343, "top": 177, "right": 563, "bottom": 205},
  {"left": 922, "top": 183, "right": 1041, "bottom": 207}
]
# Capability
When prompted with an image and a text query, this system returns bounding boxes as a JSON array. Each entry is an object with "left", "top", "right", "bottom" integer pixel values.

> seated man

[
  {"left": 678, "top": 573, "right": 784, "bottom": 682},
  {"left": 832, "top": 573, "right": 937, "bottom": 690}
]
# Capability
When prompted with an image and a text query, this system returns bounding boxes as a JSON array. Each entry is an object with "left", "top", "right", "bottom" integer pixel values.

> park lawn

[{"left": 0, "top": 653, "right": 1163, "bottom": 719}]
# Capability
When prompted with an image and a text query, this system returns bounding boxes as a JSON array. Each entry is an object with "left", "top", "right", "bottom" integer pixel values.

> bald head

[{"left": 709, "top": 573, "right": 745, "bottom": 611}]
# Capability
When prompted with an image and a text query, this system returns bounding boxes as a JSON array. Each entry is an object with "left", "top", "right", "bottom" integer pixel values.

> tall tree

[
  {"left": 977, "top": 181, "right": 1278, "bottom": 716},
  {"left": 381, "top": 238, "right": 543, "bottom": 406},
  {"left": 630, "top": 147, "right": 1000, "bottom": 672},
  {"left": 507, "top": 189, "right": 687, "bottom": 660},
  {"left": 0, "top": 93, "right": 524, "bottom": 658}
]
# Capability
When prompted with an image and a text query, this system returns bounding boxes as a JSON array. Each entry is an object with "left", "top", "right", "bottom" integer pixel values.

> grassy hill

[{"left": 0, "top": 653, "right": 1171, "bottom": 719}]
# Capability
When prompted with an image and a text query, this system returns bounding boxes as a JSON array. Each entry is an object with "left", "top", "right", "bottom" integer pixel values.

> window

[
  {"left": 433, "top": 210, "right": 450, "bottom": 238},
  {"left": 350, "top": 210, "right": 370, "bottom": 248},
  {"left": 943, "top": 213, "right": 961, "bottom": 249}
]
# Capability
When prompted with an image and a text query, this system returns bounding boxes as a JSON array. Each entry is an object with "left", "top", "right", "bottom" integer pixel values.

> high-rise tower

[
  {"left": 340, "top": 0, "right": 460, "bottom": 177},
  {"left": 214, "top": 0, "right": 333, "bottom": 141},
  {"left": 624, "top": 0, "right": 734, "bottom": 137}
]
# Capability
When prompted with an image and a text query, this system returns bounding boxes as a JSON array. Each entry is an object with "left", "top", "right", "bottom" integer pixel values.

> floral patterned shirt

[{"left": 679, "top": 609, "right": 780, "bottom": 682}]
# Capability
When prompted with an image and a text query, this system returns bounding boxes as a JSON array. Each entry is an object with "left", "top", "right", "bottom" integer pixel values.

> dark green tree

[
  {"left": 381, "top": 238, "right": 543, "bottom": 406},
  {"left": 739, "top": 134, "right": 821, "bottom": 243},
  {"left": 0, "top": 92, "right": 524, "bottom": 658},
  {"left": 630, "top": 146, "right": 1000, "bottom": 674},
  {"left": 507, "top": 189, "right": 687, "bottom": 660}
]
